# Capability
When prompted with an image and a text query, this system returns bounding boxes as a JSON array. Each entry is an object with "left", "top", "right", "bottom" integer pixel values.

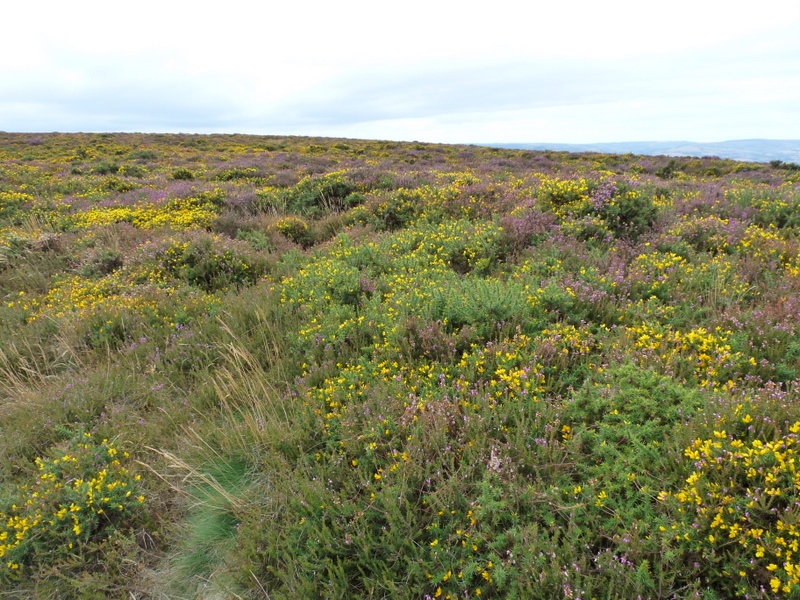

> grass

[{"left": 2, "top": 132, "right": 800, "bottom": 598}]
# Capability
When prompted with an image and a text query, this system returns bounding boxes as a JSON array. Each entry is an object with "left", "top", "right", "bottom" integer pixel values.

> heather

[{"left": 2, "top": 132, "right": 800, "bottom": 598}]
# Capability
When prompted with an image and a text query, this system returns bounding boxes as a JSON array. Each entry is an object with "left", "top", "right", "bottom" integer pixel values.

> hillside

[{"left": 2, "top": 132, "right": 800, "bottom": 599}]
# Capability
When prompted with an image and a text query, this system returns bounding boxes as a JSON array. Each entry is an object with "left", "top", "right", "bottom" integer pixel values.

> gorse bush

[
  {"left": 273, "top": 215, "right": 311, "bottom": 246},
  {"left": 171, "top": 167, "right": 194, "bottom": 180},
  {"left": 592, "top": 181, "right": 658, "bottom": 240},
  {"left": 0, "top": 434, "right": 145, "bottom": 584},
  {"left": 159, "top": 235, "right": 269, "bottom": 292},
  {"left": 0, "top": 190, "right": 33, "bottom": 224},
  {"left": 662, "top": 408, "right": 800, "bottom": 596}
]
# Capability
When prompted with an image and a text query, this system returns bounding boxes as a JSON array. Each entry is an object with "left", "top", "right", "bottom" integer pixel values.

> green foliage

[
  {"left": 215, "top": 167, "right": 260, "bottom": 181},
  {"left": 286, "top": 171, "right": 354, "bottom": 211},
  {"left": 118, "top": 164, "right": 146, "bottom": 178},
  {"left": 656, "top": 159, "right": 679, "bottom": 179},
  {"left": 274, "top": 215, "right": 311, "bottom": 246},
  {"left": 663, "top": 402, "right": 800, "bottom": 597},
  {"left": 92, "top": 161, "right": 120, "bottom": 175},
  {"left": 563, "top": 364, "right": 703, "bottom": 513},
  {"left": 171, "top": 167, "right": 194, "bottom": 180},
  {"left": 0, "top": 190, "right": 33, "bottom": 225},
  {"left": 770, "top": 160, "right": 800, "bottom": 171},
  {"left": 0, "top": 434, "right": 146, "bottom": 584},
  {"left": 160, "top": 236, "right": 268, "bottom": 293},
  {"left": 256, "top": 170, "right": 358, "bottom": 217},
  {"left": 100, "top": 175, "right": 137, "bottom": 193},
  {"left": 167, "top": 457, "right": 251, "bottom": 596},
  {"left": 432, "top": 277, "right": 533, "bottom": 339},
  {"left": 128, "top": 149, "right": 158, "bottom": 161},
  {"left": 596, "top": 184, "right": 658, "bottom": 240},
  {"left": 235, "top": 227, "right": 274, "bottom": 252},
  {"left": 366, "top": 187, "right": 432, "bottom": 230},
  {"left": 81, "top": 249, "right": 123, "bottom": 277}
]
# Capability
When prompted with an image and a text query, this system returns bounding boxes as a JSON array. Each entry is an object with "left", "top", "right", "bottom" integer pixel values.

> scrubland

[{"left": 2, "top": 132, "right": 800, "bottom": 598}]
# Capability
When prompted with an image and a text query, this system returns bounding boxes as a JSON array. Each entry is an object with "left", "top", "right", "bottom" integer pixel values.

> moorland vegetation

[{"left": 2, "top": 132, "right": 800, "bottom": 598}]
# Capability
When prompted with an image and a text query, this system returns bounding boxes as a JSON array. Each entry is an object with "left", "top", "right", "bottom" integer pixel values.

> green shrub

[
  {"left": 92, "top": 161, "right": 120, "bottom": 175},
  {"left": 235, "top": 228, "right": 274, "bottom": 252},
  {"left": 432, "top": 277, "right": 533, "bottom": 341},
  {"left": 118, "top": 164, "right": 146, "bottom": 178},
  {"left": 596, "top": 184, "right": 658, "bottom": 240},
  {"left": 0, "top": 190, "right": 34, "bottom": 225},
  {"left": 663, "top": 407, "right": 800, "bottom": 596},
  {"left": 656, "top": 160, "right": 679, "bottom": 179},
  {"left": 128, "top": 149, "right": 158, "bottom": 160},
  {"left": 0, "top": 434, "right": 146, "bottom": 584},
  {"left": 160, "top": 236, "right": 268, "bottom": 292},
  {"left": 101, "top": 176, "right": 138, "bottom": 193},
  {"left": 171, "top": 167, "right": 195, "bottom": 180},
  {"left": 285, "top": 170, "right": 357, "bottom": 216},
  {"left": 274, "top": 216, "right": 312, "bottom": 246},
  {"left": 215, "top": 167, "right": 260, "bottom": 182}
]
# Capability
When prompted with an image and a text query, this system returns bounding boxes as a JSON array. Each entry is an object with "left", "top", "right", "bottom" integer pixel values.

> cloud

[{"left": 2, "top": 1, "right": 800, "bottom": 141}]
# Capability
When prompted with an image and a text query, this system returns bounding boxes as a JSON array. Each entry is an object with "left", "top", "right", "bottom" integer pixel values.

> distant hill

[{"left": 485, "top": 139, "right": 800, "bottom": 163}]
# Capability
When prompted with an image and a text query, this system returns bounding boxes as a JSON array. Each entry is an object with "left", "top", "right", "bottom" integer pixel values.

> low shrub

[
  {"left": 160, "top": 235, "right": 269, "bottom": 293},
  {"left": 273, "top": 216, "right": 312, "bottom": 247},
  {"left": 171, "top": 167, "right": 194, "bottom": 180},
  {"left": 0, "top": 434, "right": 146, "bottom": 584}
]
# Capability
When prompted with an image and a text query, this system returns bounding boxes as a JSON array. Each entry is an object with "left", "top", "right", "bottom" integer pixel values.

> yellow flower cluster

[
  {"left": 625, "top": 323, "right": 741, "bottom": 387},
  {"left": 667, "top": 215, "right": 733, "bottom": 254},
  {"left": 454, "top": 334, "right": 547, "bottom": 405},
  {"left": 540, "top": 322, "right": 602, "bottom": 358},
  {"left": 630, "top": 250, "right": 750, "bottom": 309},
  {"left": 0, "top": 190, "right": 35, "bottom": 206},
  {"left": 666, "top": 422, "right": 800, "bottom": 594},
  {"left": 736, "top": 224, "right": 793, "bottom": 265},
  {"left": 630, "top": 251, "right": 689, "bottom": 298},
  {"left": 536, "top": 175, "right": 591, "bottom": 217},
  {"left": 30, "top": 273, "right": 151, "bottom": 320},
  {"left": 0, "top": 435, "right": 144, "bottom": 580},
  {"left": 67, "top": 195, "right": 219, "bottom": 231}
]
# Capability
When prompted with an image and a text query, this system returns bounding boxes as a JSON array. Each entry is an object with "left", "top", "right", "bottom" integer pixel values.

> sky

[{"left": 2, "top": 0, "right": 800, "bottom": 144}]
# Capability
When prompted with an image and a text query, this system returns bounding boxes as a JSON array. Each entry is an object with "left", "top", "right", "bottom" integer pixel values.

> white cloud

[{"left": 2, "top": 0, "right": 800, "bottom": 141}]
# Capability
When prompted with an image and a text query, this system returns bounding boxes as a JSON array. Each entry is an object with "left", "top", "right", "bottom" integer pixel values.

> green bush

[
  {"left": 596, "top": 184, "right": 658, "bottom": 240},
  {"left": 215, "top": 167, "right": 260, "bottom": 181},
  {"left": 118, "top": 164, "right": 146, "bottom": 178},
  {"left": 92, "top": 161, "right": 121, "bottom": 175},
  {"left": 274, "top": 216, "right": 312, "bottom": 247},
  {"left": 128, "top": 149, "right": 158, "bottom": 160},
  {"left": 160, "top": 237, "right": 268, "bottom": 292},
  {"left": 101, "top": 176, "right": 138, "bottom": 193},
  {"left": 286, "top": 170, "right": 357, "bottom": 216},
  {"left": 171, "top": 167, "right": 194, "bottom": 180},
  {"left": 0, "top": 190, "right": 33, "bottom": 225},
  {"left": 0, "top": 434, "right": 146, "bottom": 584}
]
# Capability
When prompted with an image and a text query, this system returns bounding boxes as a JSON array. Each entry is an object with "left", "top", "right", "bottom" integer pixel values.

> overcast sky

[{"left": 2, "top": 0, "right": 800, "bottom": 144}]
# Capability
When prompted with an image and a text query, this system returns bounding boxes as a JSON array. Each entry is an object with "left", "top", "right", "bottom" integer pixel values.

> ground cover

[{"left": 2, "top": 132, "right": 800, "bottom": 598}]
